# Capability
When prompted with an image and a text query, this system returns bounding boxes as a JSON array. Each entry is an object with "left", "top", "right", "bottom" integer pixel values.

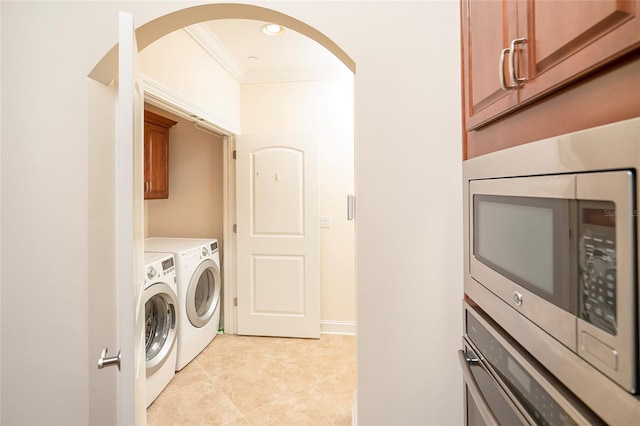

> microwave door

[
  {"left": 576, "top": 170, "right": 636, "bottom": 393},
  {"left": 469, "top": 175, "right": 578, "bottom": 350}
]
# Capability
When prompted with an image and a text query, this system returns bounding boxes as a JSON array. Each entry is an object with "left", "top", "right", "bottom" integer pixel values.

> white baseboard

[
  {"left": 321, "top": 320, "right": 356, "bottom": 335},
  {"left": 352, "top": 390, "right": 358, "bottom": 426}
]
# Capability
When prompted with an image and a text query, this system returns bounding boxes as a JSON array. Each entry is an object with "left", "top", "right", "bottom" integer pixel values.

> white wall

[
  {"left": 242, "top": 79, "right": 356, "bottom": 325},
  {"left": 0, "top": 2, "right": 462, "bottom": 424},
  {"left": 140, "top": 28, "right": 241, "bottom": 132}
]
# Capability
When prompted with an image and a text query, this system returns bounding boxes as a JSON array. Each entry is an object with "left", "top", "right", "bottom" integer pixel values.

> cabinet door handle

[
  {"left": 509, "top": 37, "right": 527, "bottom": 86},
  {"left": 499, "top": 47, "right": 516, "bottom": 91}
]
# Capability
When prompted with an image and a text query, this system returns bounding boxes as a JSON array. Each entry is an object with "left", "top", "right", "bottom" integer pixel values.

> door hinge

[
  {"left": 233, "top": 224, "right": 237, "bottom": 233},
  {"left": 233, "top": 150, "right": 236, "bottom": 159},
  {"left": 234, "top": 297, "right": 238, "bottom": 307}
]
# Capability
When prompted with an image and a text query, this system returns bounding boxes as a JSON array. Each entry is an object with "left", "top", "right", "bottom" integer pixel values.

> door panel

[
  {"left": 518, "top": 0, "right": 640, "bottom": 103},
  {"left": 236, "top": 134, "right": 320, "bottom": 338},
  {"left": 253, "top": 148, "right": 305, "bottom": 235},
  {"left": 462, "top": 0, "right": 518, "bottom": 130},
  {"left": 88, "top": 11, "right": 144, "bottom": 425},
  {"left": 253, "top": 255, "right": 305, "bottom": 314},
  {"left": 116, "top": 10, "right": 146, "bottom": 424}
]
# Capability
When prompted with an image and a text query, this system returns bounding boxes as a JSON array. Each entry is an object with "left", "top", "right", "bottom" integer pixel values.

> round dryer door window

[
  {"left": 187, "top": 259, "right": 220, "bottom": 328},
  {"left": 144, "top": 283, "right": 178, "bottom": 375}
]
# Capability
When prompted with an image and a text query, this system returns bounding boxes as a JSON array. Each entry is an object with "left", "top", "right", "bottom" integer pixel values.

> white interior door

[
  {"left": 118, "top": 11, "right": 147, "bottom": 425},
  {"left": 236, "top": 134, "right": 320, "bottom": 338},
  {"left": 88, "top": 11, "right": 145, "bottom": 425}
]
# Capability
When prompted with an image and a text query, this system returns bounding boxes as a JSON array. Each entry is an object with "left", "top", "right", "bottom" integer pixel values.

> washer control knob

[
  {"left": 513, "top": 291, "right": 523, "bottom": 306},
  {"left": 146, "top": 267, "right": 157, "bottom": 280},
  {"left": 202, "top": 246, "right": 209, "bottom": 257}
]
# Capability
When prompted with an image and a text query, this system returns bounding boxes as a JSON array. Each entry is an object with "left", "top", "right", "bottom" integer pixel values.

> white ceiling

[{"left": 201, "top": 19, "right": 352, "bottom": 83}]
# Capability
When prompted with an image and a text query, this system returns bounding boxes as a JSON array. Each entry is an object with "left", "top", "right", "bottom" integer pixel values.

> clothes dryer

[
  {"left": 145, "top": 238, "right": 221, "bottom": 370},
  {"left": 143, "top": 252, "right": 178, "bottom": 407}
]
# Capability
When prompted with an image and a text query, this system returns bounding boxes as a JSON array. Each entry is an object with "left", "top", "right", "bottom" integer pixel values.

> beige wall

[
  {"left": 144, "top": 104, "right": 225, "bottom": 241},
  {"left": 241, "top": 80, "right": 355, "bottom": 325}
]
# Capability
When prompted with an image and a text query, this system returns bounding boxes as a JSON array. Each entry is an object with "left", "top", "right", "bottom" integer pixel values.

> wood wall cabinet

[
  {"left": 462, "top": 0, "right": 640, "bottom": 137},
  {"left": 144, "top": 110, "right": 176, "bottom": 200}
]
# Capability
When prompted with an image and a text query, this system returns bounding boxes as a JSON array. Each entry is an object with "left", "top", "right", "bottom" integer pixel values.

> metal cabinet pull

[
  {"left": 97, "top": 347, "right": 121, "bottom": 371},
  {"left": 509, "top": 37, "right": 527, "bottom": 86},
  {"left": 458, "top": 350, "right": 500, "bottom": 426},
  {"left": 499, "top": 47, "right": 516, "bottom": 91}
]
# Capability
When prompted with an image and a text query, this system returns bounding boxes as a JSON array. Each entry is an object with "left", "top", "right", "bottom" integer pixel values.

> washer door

[
  {"left": 186, "top": 258, "right": 221, "bottom": 328},
  {"left": 144, "top": 282, "right": 178, "bottom": 376}
]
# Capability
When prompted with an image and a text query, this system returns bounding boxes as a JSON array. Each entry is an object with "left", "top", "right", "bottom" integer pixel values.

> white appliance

[
  {"left": 143, "top": 252, "right": 178, "bottom": 407},
  {"left": 145, "top": 238, "right": 221, "bottom": 370}
]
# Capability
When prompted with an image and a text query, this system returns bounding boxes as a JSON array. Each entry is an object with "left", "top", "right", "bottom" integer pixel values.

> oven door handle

[{"left": 458, "top": 350, "right": 500, "bottom": 426}]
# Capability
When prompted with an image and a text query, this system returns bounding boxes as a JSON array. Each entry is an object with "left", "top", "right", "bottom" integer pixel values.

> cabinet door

[
  {"left": 144, "top": 121, "right": 170, "bottom": 199},
  {"left": 517, "top": 0, "right": 640, "bottom": 104},
  {"left": 462, "top": 0, "right": 519, "bottom": 130}
]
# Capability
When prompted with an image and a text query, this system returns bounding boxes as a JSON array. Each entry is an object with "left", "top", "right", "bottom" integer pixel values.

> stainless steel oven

[
  {"left": 461, "top": 302, "right": 604, "bottom": 426},
  {"left": 463, "top": 117, "right": 640, "bottom": 424}
]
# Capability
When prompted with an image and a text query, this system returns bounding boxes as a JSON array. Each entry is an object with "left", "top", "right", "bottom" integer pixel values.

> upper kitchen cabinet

[
  {"left": 144, "top": 110, "right": 176, "bottom": 200},
  {"left": 462, "top": 0, "right": 519, "bottom": 129},
  {"left": 462, "top": 0, "right": 640, "bottom": 131}
]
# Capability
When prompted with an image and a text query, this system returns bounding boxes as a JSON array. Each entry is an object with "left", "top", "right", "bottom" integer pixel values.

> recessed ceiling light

[
  {"left": 262, "top": 23, "right": 287, "bottom": 37},
  {"left": 247, "top": 56, "right": 259, "bottom": 61}
]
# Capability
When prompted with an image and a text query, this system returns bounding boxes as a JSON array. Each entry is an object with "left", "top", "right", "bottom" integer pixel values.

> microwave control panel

[{"left": 578, "top": 201, "right": 617, "bottom": 335}]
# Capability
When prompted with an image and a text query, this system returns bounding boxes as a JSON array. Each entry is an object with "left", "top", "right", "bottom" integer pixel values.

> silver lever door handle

[
  {"left": 97, "top": 347, "right": 121, "bottom": 371},
  {"left": 499, "top": 47, "right": 516, "bottom": 91},
  {"left": 509, "top": 37, "right": 527, "bottom": 86}
]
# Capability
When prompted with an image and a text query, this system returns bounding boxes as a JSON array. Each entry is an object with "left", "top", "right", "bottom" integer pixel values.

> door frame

[
  {"left": 87, "top": 5, "right": 357, "bottom": 423},
  {"left": 143, "top": 84, "right": 238, "bottom": 334},
  {"left": 222, "top": 135, "right": 239, "bottom": 334}
]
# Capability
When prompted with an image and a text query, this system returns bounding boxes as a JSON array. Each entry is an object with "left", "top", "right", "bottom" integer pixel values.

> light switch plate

[{"left": 320, "top": 216, "right": 332, "bottom": 228}]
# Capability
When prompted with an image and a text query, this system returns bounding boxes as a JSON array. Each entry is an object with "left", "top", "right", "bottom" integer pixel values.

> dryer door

[
  {"left": 186, "top": 259, "right": 221, "bottom": 328},
  {"left": 144, "top": 283, "right": 178, "bottom": 376}
]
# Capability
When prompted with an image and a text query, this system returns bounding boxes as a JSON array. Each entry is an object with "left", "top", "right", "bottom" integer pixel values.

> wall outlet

[{"left": 320, "top": 216, "right": 332, "bottom": 228}]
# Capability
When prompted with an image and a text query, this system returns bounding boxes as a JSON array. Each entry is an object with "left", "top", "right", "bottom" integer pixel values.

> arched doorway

[
  {"left": 88, "top": 4, "right": 355, "bottom": 425},
  {"left": 89, "top": 4, "right": 355, "bottom": 84}
]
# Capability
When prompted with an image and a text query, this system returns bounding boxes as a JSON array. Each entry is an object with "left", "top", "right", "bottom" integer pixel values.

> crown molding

[
  {"left": 142, "top": 75, "right": 240, "bottom": 135},
  {"left": 183, "top": 23, "right": 246, "bottom": 83},
  {"left": 184, "top": 23, "right": 353, "bottom": 84}
]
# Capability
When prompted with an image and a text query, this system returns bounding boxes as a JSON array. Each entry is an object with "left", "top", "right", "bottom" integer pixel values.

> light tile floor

[{"left": 147, "top": 333, "right": 356, "bottom": 426}]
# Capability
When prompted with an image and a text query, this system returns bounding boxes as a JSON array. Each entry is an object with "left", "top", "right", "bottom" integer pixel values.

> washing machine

[
  {"left": 143, "top": 252, "right": 179, "bottom": 407},
  {"left": 144, "top": 238, "right": 221, "bottom": 370}
]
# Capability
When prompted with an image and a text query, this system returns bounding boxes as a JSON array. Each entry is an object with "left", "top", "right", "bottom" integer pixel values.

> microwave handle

[{"left": 458, "top": 350, "right": 500, "bottom": 426}]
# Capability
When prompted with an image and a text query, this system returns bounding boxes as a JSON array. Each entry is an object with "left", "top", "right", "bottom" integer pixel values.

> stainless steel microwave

[{"left": 463, "top": 118, "right": 640, "bottom": 423}]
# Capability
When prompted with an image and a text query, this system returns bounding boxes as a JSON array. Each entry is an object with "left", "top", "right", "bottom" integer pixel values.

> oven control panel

[{"left": 579, "top": 202, "right": 617, "bottom": 335}]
